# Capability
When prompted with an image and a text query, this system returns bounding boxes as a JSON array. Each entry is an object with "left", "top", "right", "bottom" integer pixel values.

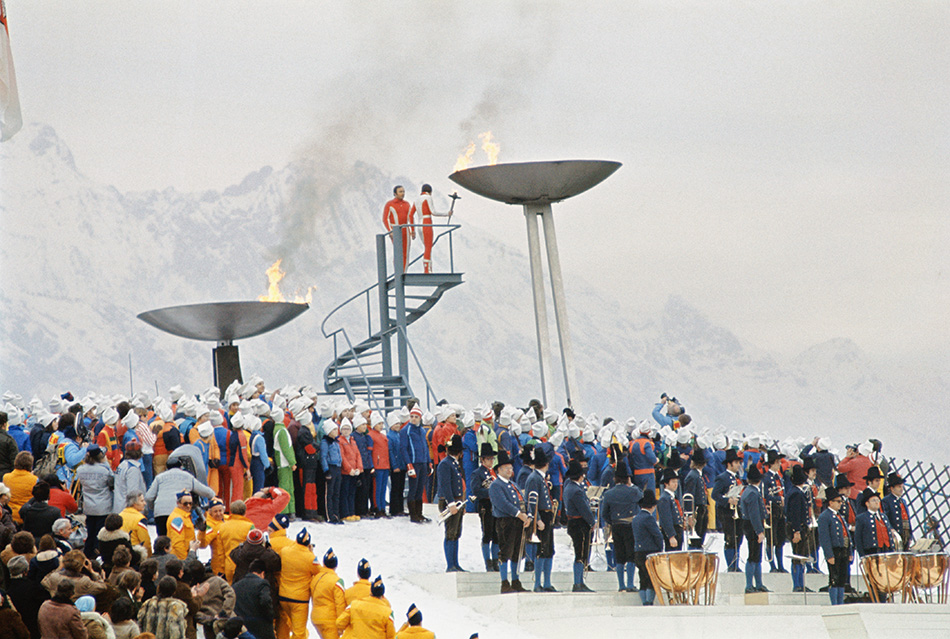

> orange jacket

[
  {"left": 167, "top": 506, "right": 196, "bottom": 560},
  {"left": 369, "top": 429, "right": 390, "bottom": 470},
  {"left": 269, "top": 529, "right": 293, "bottom": 555},
  {"left": 96, "top": 424, "right": 122, "bottom": 470},
  {"left": 120, "top": 507, "right": 152, "bottom": 556},
  {"left": 3, "top": 469, "right": 37, "bottom": 524},
  {"left": 217, "top": 514, "right": 255, "bottom": 582},
  {"left": 395, "top": 626, "right": 435, "bottom": 639},
  {"left": 339, "top": 435, "right": 363, "bottom": 475}
]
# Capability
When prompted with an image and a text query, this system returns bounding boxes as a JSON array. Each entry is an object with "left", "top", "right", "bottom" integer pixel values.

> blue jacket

[
  {"left": 704, "top": 449, "right": 724, "bottom": 484},
  {"left": 785, "top": 485, "right": 809, "bottom": 534},
  {"left": 387, "top": 429, "right": 407, "bottom": 470},
  {"left": 600, "top": 483, "right": 642, "bottom": 524},
  {"left": 627, "top": 437, "right": 658, "bottom": 490},
  {"left": 320, "top": 436, "right": 342, "bottom": 472},
  {"left": 515, "top": 464, "right": 531, "bottom": 490},
  {"left": 402, "top": 423, "right": 430, "bottom": 465},
  {"left": 712, "top": 470, "right": 741, "bottom": 511},
  {"left": 436, "top": 456, "right": 464, "bottom": 503},
  {"left": 741, "top": 484, "right": 766, "bottom": 535},
  {"left": 471, "top": 465, "right": 494, "bottom": 501},
  {"left": 544, "top": 445, "right": 566, "bottom": 487},
  {"left": 250, "top": 432, "right": 270, "bottom": 470},
  {"left": 762, "top": 470, "right": 785, "bottom": 509},
  {"left": 652, "top": 403, "right": 673, "bottom": 428},
  {"left": 800, "top": 445, "right": 836, "bottom": 488},
  {"left": 490, "top": 477, "right": 524, "bottom": 518},
  {"left": 855, "top": 510, "right": 894, "bottom": 557},
  {"left": 213, "top": 426, "right": 229, "bottom": 458},
  {"left": 657, "top": 489, "right": 684, "bottom": 539},
  {"left": 742, "top": 450, "right": 762, "bottom": 481},
  {"left": 353, "top": 431, "right": 374, "bottom": 470},
  {"left": 55, "top": 439, "right": 87, "bottom": 485},
  {"left": 817, "top": 507, "right": 851, "bottom": 558},
  {"left": 8, "top": 425, "right": 30, "bottom": 454},
  {"left": 588, "top": 450, "right": 608, "bottom": 487},
  {"left": 683, "top": 468, "right": 707, "bottom": 508},
  {"left": 632, "top": 508, "right": 664, "bottom": 553},
  {"left": 524, "top": 468, "right": 553, "bottom": 510},
  {"left": 563, "top": 481, "right": 595, "bottom": 527},
  {"left": 882, "top": 493, "right": 910, "bottom": 540}
]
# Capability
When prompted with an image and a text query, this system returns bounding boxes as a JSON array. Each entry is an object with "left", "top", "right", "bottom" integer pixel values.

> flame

[
  {"left": 258, "top": 259, "right": 315, "bottom": 304},
  {"left": 453, "top": 142, "right": 476, "bottom": 172},
  {"left": 479, "top": 131, "right": 500, "bottom": 165}
]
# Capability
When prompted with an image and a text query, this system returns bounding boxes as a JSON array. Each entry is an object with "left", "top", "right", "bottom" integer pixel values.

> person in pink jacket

[{"left": 339, "top": 419, "right": 363, "bottom": 521}]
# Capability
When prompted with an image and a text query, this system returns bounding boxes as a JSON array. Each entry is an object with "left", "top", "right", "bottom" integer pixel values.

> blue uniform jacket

[
  {"left": 632, "top": 508, "right": 664, "bottom": 553},
  {"left": 854, "top": 510, "right": 894, "bottom": 557},
  {"left": 683, "top": 468, "right": 707, "bottom": 508},
  {"left": 657, "top": 489, "right": 684, "bottom": 539},
  {"left": 516, "top": 465, "right": 532, "bottom": 490},
  {"left": 524, "top": 469, "right": 553, "bottom": 510},
  {"left": 387, "top": 429, "right": 407, "bottom": 470},
  {"left": 588, "top": 450, "right": 608, "bottom": 487},
  {"left": 882, "top": 494, "right": 910, "bottom": 538},
  {"left": 741, "top": 484, "right": 766, "bottom": 534},
  {"left": 563, "top": 481, "right": 595, "bottom": 527},
  {"left": 600, "top": 483, "right": 642, "bottom": 524},
  {"left": 628, "top": 437, "right": 658, "bottom": 490},
  {"left": 436, "top": 455, "right": 464, "bottom": 503},
  {"left": 471, "top": 465, "right": 494, "bottom": 501},
  {"left": 785, "top": 485, "right": 808, "bottom": 534},
  {"left": 712, "top": 470, "right": 741, "bottom": 511},
  {"left": 800, "top": 445, "right": 836, "bottom": 488},
  {"left": 817, "top": 508, "right": 851, "bottom": 558},
  {"left": 762, "top": 470, "right": 785, "bottom": 509},
  {"left": 490, "top": 477, "right": 524, "bottom": 518}
]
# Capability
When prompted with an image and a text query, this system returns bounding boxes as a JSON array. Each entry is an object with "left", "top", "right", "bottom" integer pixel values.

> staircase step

[{"left": 345, "top": 376, "right": 407, "bottom": 387}]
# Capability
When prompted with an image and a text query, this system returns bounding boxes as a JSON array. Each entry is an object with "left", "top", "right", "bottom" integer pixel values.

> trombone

[
  {"left": 518, "top": 491, "right": 539, "bottom": 572},
  {"left": 683, "top": 493, "right": 701, "bottom": 542}
]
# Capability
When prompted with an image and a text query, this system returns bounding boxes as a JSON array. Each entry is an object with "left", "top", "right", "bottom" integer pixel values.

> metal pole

[
  {"left": 392, "top": 226, "right": 410, "bottom": 384},
  {"left": 540, "top": 205, "right": 578, "bottom": 408},
  {"left": 524, "top": 207, "right": 553, "bottom": 407},
  {"left": 377, "top": 234, "right": 393, "bottom": 408}
]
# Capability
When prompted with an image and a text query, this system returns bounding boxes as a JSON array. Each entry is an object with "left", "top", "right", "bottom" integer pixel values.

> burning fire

[
  {"left": 258, "top": 259, "right": 314, "bottom": 304},
  {"left": 453, "top": 131, "right": 500, "bottom": 171}
]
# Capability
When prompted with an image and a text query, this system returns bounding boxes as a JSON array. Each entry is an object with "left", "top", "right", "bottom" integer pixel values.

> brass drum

[
  {"left": 860, "top": 552, "right": 915, "bottom": 603},
  {"left": 646, "top": 551, "right": 716, "bottom": 605},
  {"left": 910, "top": 553, "right": 950, "bottom": 604}
]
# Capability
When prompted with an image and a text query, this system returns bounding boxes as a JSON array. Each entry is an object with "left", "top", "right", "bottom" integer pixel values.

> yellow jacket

[
  {"left": 201, "top": 515, "right": 227, "bottom": 576},
  {"left": 395, "top": 626, "right": 435, "bottom": 639},
  {"left": 344, "top": 579, "right": 391, "bottom": 608},
  {"left": 217, "top": 514, "right": 255, "bottom": 582},
  {"left": 3, "top": 469, "right": 37, "bottom": 524},
  {"left": 120, "top": 507, "right": 152, "bottom": 556},
  {"left": 336, "top": 596, "right": 395, "bottom": 639},
  {"left": 269, "top": 529, "right": 293, "bottom": 555},
  {"left": 278, "top": 543, "right": 317, "bottom": 602},
  {"left": 167, "top": 506, "right": 195, "bottom": 560},
  {"left": 310, "top": 565, "right": 346, "bottom": 626}
]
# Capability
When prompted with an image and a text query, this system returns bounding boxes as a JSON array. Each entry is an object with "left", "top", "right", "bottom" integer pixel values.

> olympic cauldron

[{"left": 137, "top": 301, "right": 309, "bottom": 387}]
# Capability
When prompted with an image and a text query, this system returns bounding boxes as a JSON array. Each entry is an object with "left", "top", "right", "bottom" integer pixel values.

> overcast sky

[{"left": 6, "top": 1, "right": 949, "bottom": 372}]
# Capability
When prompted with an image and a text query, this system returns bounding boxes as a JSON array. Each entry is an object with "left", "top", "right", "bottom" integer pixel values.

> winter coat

[
  {"left": 80, "top": 611, "right": 115, "bottom": 639},
  {"left": 232, "top": 573, "right": 275, "bottom": 639},
  {"left": 8, "top": 574, "right": 49, "bottom": 639},
  {"left": 136, "top": 596, "right": 187, "bottom": 639},
  {"left": 395, "top": 626, "right": 435, "bottom": 639},
  {"left": 74, "top": 462, "right": 115, "bottom": 516},
  {"left": 119, "top": 506, "right": 152, "bottom": 556},
  {"left": 229, "top": 541, "right": 281, "bottom": 602},
  {"left": 41, "top": 568, "right": 111, "bottom": 600},
  {"left": 336, "top": 596, "right": 395, "bottom": 639},
  {"left": 388, "top": 429, "right": 407, "bottom": 471},
  {"left": 1, "top": 469, "right": 37, "bottom": 523},
  {"left": 245, "top": 487, "right": 291, "bottom": 530},
  {"left": 49, "top": 486, "right": 79, "bottom": 516},
  {"left": 369, "top": 429, "right": 390, "bottom": 470},
  {"left": 320, "top": 436, "right": 342, "bottom": 472},
  {"left": 29, "top": 548, "right": 62, "bottom": 582},
  {"left": 38, "top": 598, "right": 87, "bottom": 639},
  {"left": 0, "top": 430, "right": 19, "bottom": 477},
  {"left": 0, "top": 605, "right": 31, "bottom": 639},
  {"left": 144, "top": 468, "right": 215, "bottom": 518},
  {"left": 166, "top": 506, "right": 197, "bottom": 561},
  {"left": 339, "top": 435, "right": 362, "bottom": 475},
  {"left": 216, "top": 514, "right": 255, "bottom": 582},
  {"left": 112, "top": 459, "right": 146, "bottom": 513},
  {"left": 309, "top": 565, "right": 345, "bottom": 627},
  {"left": 343, "top": 579, "right": 391, "bottom": 608},
  {"left": 97, "top": 527, "right": 136, "bottom": 570},
  {"left": 353, "top": 431, "right": 374, "bottom": 470},
  {"left": 20, "top": 498, "right": 62, "bottom": 538},
  {"left": 111, "top": 620, "right": 140, "bottom": 639},
  {"left": 277, "top": 543, "right": 317, "bottom": 602},
  {"left": 194, "top": 575, "right": 235, "bottom": 625}
]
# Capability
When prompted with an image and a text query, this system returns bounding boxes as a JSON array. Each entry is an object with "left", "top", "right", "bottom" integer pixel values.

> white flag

[{"left": 0, "top": 0, "right": 22, "bottom": 142}]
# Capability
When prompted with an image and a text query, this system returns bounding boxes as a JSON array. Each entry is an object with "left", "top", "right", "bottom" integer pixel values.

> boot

[
  {"left": 451, "top": 540, "right": 466, "bottom": 572},
  {"left": 616, "top": 564, "right": 626, "bottom": 591},
  {"left": 419, "top": 501, "right": 432, "bottom": 523},
  {"left": 443, "top": 539, "right": 455, "bottom": 572},
  {"left": 511, "top": 579, "right": 528, "bottom": 592},
  {"left": 490, "top": 559, "right": 499, "bottom": 572},
  {"left": 524, "top": 560, "right": 534, "bottom": 572},
  {"left": 500, "top": 579, "right": 513, "bottom": 594},
  {"left": 409, "top": 501, "right": 422, "bottom": 524}
]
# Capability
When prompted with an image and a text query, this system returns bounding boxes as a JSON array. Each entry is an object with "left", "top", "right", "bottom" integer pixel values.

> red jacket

[
  {"left": 245, "top": 487, "right": 292, "bottom": 529},
  {"left": 339, "top": 435, "right": 363, "bottom": 474},
  {"left": 369, "top": 429, "right": 390, "bottom": 470},
  {"left": 837, "top": 454, "right": 873, "bottom": 500},
  {"left": 49, "top": 487, "right": 78, "bottom": 516}
]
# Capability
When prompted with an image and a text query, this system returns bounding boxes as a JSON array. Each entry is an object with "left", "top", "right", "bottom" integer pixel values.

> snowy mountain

[{"left": 2, "top": 123, "right": 947, "bottom": 463}]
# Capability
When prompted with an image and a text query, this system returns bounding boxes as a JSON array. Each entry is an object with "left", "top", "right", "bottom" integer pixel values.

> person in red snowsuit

[
  {"left": 410, "top": 184, "right": 453, "bottom": 273},
  {"left": 383, "top": 185, "right": 414, "bottom": 271}
]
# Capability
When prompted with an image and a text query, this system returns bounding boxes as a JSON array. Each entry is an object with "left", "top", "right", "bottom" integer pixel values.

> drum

[
  {"left": 910, "top": 553, "right": 950, "bottom": 604},
  {"left": 860, "top": 552, "right": 915, "bottom": 603},
  {"left": 646, "top": 551, "right": 715, "bottom": 605}
]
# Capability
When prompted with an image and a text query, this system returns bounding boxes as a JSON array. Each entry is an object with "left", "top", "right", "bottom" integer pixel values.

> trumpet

[{"left": 437, "top": 496, "right": 475, "bottom": 524}]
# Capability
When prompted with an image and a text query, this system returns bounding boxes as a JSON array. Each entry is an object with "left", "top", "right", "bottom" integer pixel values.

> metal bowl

[
  {"left": 137, "top": 301, "right": 309, "bottom": 342},
  {"left": 449, "top": 160, "right": 621, "bottom": 205}
]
